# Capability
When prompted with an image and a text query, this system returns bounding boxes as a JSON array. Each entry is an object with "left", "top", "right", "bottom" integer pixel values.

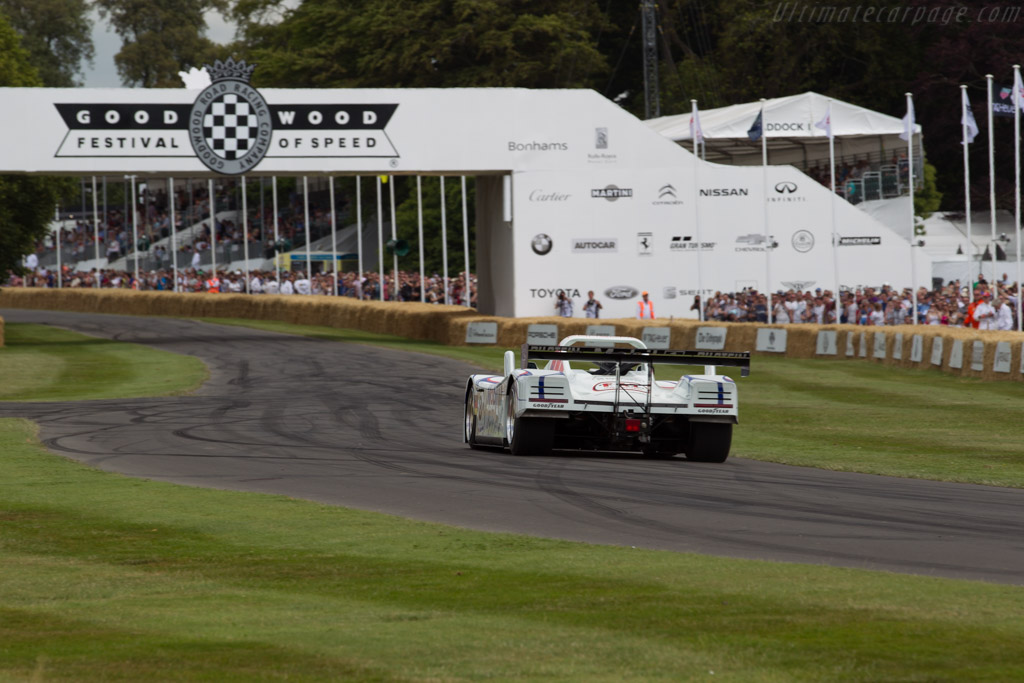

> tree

[
  {"left": 233, "top": 0, "right": 608, "bottom": 89},
  {"left": 96, "top": 0, "right": 229, "bottom": 87},
  {"left": 0, "top": 0, "right": 93, "bottom": 86},
  {"left": 0, "top": 15, "right": 73, "bottom": 277}
]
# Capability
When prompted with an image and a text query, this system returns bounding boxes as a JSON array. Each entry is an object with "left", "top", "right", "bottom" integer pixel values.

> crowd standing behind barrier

[
  {"left": 4, "top": 267, "right": 478, "bottom": 308},
  {"left": 5, "top": 265, "right": 1020, "bottom": 331}
]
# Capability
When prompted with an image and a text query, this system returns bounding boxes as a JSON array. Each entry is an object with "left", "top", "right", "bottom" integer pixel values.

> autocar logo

[
  {"left": 659, "top": 184, "right": 677, "bottom": 199},
  {"left": 775, "top": 181, "right": 798, "bottom": 194},
  {"left": 792, "top": 229, "right": 815, "bottom": 253},
  {"left": 531, "top": 233, "right": 553, "bottom": 255},
  {"left": 604, "top": 285, "right": 639, "bottom": 300}
]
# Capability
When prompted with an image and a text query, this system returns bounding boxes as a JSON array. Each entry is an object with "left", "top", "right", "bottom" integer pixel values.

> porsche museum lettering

[{"left": 53, "top": 59, "right": 399, "bottom": 174}]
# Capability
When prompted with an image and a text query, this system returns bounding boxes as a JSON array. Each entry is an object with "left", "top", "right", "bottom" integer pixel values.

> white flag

[
  {"left": 899, "top": 97, "right": 915, "bottom": 142},
  {"left": 689, "top": 110, "right": 705, "bottom": 143},
  {"left": 961, "top": 88, "right": 979, "bottom": 144},
  {"left": 1015, "top": 68, "right": 1024, "bottom": 112},
  {"left": 814, "top": 103, "right": 832, "bottom": 139}
]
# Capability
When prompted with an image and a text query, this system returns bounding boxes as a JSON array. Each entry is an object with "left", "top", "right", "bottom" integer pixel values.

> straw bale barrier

[{"left": 1, "top": 289, "right": 1021, "bottom": 381}]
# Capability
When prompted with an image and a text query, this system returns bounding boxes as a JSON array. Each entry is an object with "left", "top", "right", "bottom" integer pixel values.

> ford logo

[{"left": 604, "top": 285, "right": 639, "bottom": 300}]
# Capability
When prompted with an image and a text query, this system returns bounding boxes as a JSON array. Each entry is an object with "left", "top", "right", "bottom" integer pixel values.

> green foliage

[
  {"left": 235, "top": 0, "right": 608, "bottom": 89},
  {"left": 0, "top": 0, "right": 93, "bottom": 86},
  {"left": 393, "top": 176, "right": 475, "bottom": 276},
  {"left": 914, "top": 161, "right": 943, "bottom": 219},
  {"left": 96, "top": 0, "right": 229, "bottom": 87},
  {"left": 0, "top": 15, "right": 72, "bottom": 276}
]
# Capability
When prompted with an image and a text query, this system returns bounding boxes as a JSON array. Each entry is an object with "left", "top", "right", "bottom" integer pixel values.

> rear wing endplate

[{"left": 521, "top": 345, "right": 751, "bottom": 377}]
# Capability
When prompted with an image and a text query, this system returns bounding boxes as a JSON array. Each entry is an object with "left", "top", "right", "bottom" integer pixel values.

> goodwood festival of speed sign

[
  {"left": 188, "top": 58, "right": 272, "bottom": 174},
  {"left": 53, "top": 57, "right": 401, "bottom": 175}
]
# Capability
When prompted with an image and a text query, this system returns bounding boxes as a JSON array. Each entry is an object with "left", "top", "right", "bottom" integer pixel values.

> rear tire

[
  {"left": 465, "top": 392, "right": 483, "bottom": 449},
  {"left": 686, "top": 422, "right": 732, "bottom": 463},
  {"left": 506, "top": 388, "right": 554, "bottom": 456}
]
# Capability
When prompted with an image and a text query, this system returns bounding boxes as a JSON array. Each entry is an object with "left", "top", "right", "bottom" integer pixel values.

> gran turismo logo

[{"left": 774, "top": 181, "right": 798, "bottom": 194}]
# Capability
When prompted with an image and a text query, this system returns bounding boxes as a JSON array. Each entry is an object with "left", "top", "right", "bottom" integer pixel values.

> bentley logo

[
  {"left": 189, "top": 58, "right": 272, "bottom": 175},
  {"left": 780, "top": 280, "right": 816, "bottom": 291}
]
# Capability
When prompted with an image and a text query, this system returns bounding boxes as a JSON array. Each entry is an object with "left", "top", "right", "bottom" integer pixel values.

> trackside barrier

[
  {"left": 0, "top": 314, "right": 4, "bottom": 347},
  {"left": 0, "top": 289, "right": 1021, "bottom": 381}
]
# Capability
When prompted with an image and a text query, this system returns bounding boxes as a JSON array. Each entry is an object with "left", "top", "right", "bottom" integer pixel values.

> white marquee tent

[{"left": 646, "top": 91, "right": 924, "bottom": 170}]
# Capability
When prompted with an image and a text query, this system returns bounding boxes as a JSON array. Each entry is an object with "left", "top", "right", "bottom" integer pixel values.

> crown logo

[{"left": 206, "top": 57, "right": 257, "bottom": 83}]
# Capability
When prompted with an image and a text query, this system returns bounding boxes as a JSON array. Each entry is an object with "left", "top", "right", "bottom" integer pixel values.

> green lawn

[
  {"left": 203, "top": 317, "right": 1024, "bottom": 488},
  {"left": 2, "top": 418, "right": 1023, "bottom": 681},
  {"left": 0, "top": 323, "right": 206, "bottom": 401},
  {"left": 1, "top": 318, "right": 1023, "bottom": 681}
]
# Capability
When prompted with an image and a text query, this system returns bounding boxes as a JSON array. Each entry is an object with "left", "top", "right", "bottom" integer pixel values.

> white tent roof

[{"left": 646, "top": 91, "right": 923, "bottom": 167}]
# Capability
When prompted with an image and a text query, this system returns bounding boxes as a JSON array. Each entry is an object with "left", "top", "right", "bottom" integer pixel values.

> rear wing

[{"left": 521, "top": 345, "right": 751, "bottom": 377}]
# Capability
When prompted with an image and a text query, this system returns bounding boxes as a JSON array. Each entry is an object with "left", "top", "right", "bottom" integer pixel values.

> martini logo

[
  {"left": 189, "top": 58, "right": 272, "bottom": 174},
  {"left": 591, "top": 185, "right": 633, "bottom": 201},
  {"left": 53, "top": 57, "right": 400, "bottom": 174}
]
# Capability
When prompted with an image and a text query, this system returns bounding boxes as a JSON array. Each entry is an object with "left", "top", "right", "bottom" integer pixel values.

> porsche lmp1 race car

[{"left": 464, "top": 335, "right": 750, "bottom": 461}]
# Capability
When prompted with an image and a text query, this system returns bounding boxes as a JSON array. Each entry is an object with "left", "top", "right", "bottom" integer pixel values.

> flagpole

[
  {"left": 168, "top": 176, "right": 177, "bottom": 292},
  {"left": 905, "top": 93, "right": 917, "bottom": 325},
  {"left": 825, "top": 100, "right": 839, "bottom": 317},
  {"left": 329, "top": 175, "right": 338, "bottom": 296},
  {"left": 987, "top": 74, "right": 997, "bottom": 286},
  {"left": 242, "top": 175, "right": 250, "bottom": 294},
  {"left": 91, "top": 176, "right": 100, "bottom": 289},
  {"left": 962, "top": 85, "right": 973, "bottom": 303},
  {"left": 376, "top": 175, "right": 384, "bottom": 302},
  {"left": 760, "top": 98, "right": 773, "bottom": 323},
  {"left": 691, "top": 99, "right": 705, "bottom": 322},
  {"left": 417, "top": 176, "right": 425, "bottom": 303},
  {"left": 441, "top": 176, "right": 450, "bottom": 305},
  {"left": 461, "top": 175, "right": 471, "bottom": 308},
  {"left": 1014, "top": 65, "right": 1022, "bottom": 331},
  {"left": 303, "top": 175, "right": 312, "bottom": 288},
  {"left": 272, "top": 176, "right": 280, "bottom": 287},
  {"left": 355, "top": 176, "right": 363, "bottom": 283},
  {"left": 208, "top": 178, "right": 216, "bottom": 283},
  {"left": 390, "top": 175, "right": 399, "bottom": 301}
]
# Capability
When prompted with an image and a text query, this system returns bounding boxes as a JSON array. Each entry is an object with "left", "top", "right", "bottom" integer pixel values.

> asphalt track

[{"left": 2, "top": 308, "right": 1023, "bottom": 586}]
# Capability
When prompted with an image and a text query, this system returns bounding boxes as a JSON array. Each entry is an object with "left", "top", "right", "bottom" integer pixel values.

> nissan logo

[
  {"left": 775, "top": 181, "right": 798, "bottom": 194},
  {"left": 604, "top": 285, "right": 639, "bottom": 300}
]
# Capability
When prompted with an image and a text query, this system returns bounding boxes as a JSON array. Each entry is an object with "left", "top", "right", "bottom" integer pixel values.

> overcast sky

[{"left": 81, "top": 8, "right": 237, "bottom": 87}]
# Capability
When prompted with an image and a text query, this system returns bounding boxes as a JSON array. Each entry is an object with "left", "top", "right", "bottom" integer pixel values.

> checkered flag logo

[
  {"left": 203, "top": 93, "right": 259, "bottom": 161},
  {"left": 189, "top": 57, "right": 272, "bottom": 175}
]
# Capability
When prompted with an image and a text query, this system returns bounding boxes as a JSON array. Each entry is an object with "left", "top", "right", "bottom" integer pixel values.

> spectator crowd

[{"left": 6, "top": 265, "right": 1020, "bottom": 331}]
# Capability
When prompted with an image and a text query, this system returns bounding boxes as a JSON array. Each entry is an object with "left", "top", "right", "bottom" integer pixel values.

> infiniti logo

[{"left": 775, "top": 181, "right": 798, "bottom": 194}]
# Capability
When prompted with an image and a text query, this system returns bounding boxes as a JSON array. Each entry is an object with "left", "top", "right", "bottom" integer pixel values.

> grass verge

[
  {"left": 202, "top": 317, "right": 1024, "bottom": 488},
  {"left": 0, "top": 323, "right": 207, "bottom": 401},
  {"left": 2, "top": 417, "right": 1024, "bottom": 681}
]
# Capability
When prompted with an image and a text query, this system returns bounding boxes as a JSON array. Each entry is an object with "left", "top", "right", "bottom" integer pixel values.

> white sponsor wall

[{"left": 0, "top": 85, "right": 924, "bottom": 318}]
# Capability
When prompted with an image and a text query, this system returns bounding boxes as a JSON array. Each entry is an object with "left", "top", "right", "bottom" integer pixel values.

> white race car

[{"left": 464, "top": 335, "right": 750, "bottom": 461}]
